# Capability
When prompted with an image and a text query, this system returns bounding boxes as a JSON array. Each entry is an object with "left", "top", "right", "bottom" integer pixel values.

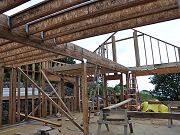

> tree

[{"left": 150, "top": 73, "right": 180, "bottom": 101}]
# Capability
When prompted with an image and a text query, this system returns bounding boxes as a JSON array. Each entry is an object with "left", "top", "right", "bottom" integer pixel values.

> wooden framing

[
  {"left": 0, "top": 0, "right": 180, "bottom": 131},
  {"left": 10, "top": 0, "right": 86, "bottom": 28},
  {"left": 0, "top": 66, "right": 4, "bottom": 127},
  {"left": 133, "top": 31, "right": 140, "bottom": 67},
  {"left": 0, "top": 0, "right": 29, "bottom": 14},
  {"left": 18, "top": 67, "right": 84, "bottom": 132},
  {"left": 81, "top": 62, "right": 88, "bottom": 135},
  {"left": 112, "top": 36, "right": 117, "bottom": 62}
]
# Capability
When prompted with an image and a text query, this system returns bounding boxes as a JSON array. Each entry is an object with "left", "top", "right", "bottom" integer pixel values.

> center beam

[{"left": 0, "top": 25, "right": 128, "bottom": 73}]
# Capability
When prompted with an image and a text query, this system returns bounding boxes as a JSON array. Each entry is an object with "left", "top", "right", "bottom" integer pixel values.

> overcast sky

[{"left": 5, "top": 0, "right": 180, "bottom": 91}]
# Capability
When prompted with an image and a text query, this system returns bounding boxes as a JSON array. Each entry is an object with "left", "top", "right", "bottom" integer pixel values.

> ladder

[
  {"left": 127, "top": 73, "right": 139, "bottom": 111},
  {"left": 89, "top": 65, "right": 101, "bottom": 113}
]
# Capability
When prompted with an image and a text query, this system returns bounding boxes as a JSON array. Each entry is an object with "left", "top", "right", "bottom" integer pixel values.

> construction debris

[{"left": 37, "top": 126, "right": 60, "bottom": 135}]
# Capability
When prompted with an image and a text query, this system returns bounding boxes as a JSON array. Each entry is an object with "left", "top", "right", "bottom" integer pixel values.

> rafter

[
  {"left": 20, "top": 0, "right": 154, "bottom": 35},
  {"left": 10, "top": 0, "right": 87, "bottom": 28},
  {"left": 4, "top": 53, "right": 63, "bottom": 67},
  {"left": 0, "top": 42, "right": 24, "bottom": 53},
  {"left": 43, "top": 0, "right": 178, "bottom": 40},
  {"left": 0, "top": 0, "right": 29, "bottom": 14},
  {"left": 52, "top": 8, "right": 180, "bottom": 44},
  {"left": 0, "top": 46, "right": 37, "bottom": 59}
]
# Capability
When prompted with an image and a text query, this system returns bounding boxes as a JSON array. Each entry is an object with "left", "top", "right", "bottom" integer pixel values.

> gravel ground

[{"left": 0, "top": 112, "right": 180, "bottom": 135}]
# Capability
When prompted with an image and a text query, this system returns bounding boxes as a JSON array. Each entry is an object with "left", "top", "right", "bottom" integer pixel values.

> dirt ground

[{"left": 0, "top": 112, "right": 180, "bottom": 135}]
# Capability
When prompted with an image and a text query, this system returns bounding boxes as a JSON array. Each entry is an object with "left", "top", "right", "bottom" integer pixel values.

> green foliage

[
  {"left": 150, "top": 73, "right": 180, "bottom": 101},
  {"left": 139, "top": 90, "right": 153, "bottom": 102},
  {"left": 57, "top": 57, "right": 76, "bottom": 64}
]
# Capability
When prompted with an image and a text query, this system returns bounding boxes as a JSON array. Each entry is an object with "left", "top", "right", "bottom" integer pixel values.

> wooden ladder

[
  {"left": 127, "top": 73, "right": 139, "bottom": 111},
  {"left": 89, "top": 65, "right": 101, "bottom": 113}
]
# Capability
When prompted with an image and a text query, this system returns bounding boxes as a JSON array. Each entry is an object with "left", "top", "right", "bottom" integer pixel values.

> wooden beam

[
  {"left": 0, "top": 46, "right": 37, "bottom": 59},
  {"left": 0, "top": 66, "right": 4, "bottom": 127},
  {"left": 19, "top": 113, "right": 62, "bottom": 127},
  {"left": 81, "top": 62, "right": 88, "bottom": 135},
  {"left": 133, "top": 67, "right": 180, "bottom": 76},
  {"left": 18, "top": 67, "right": 84, "bottom": 132},
  {"left": 53, "top": 8, "right": 180, "bottom": 44},
  {"left": 128, "top": 111, "right": 180, "bottom": 120},
  {"left": 0, "top": 0, "right": 29, "bottom": 14},
  {"left": 10, "top": 0, "right": 86, "bottom": 28},
  {"left": 0, "top": 26, "right": 128, "bottom": 72},
  {"left": 42, "top": 0, "right": 176, "bottom": 40},
  {"left": 0, "top": 38, "right": 11, "bottom": 46},
  {"left": 27, "top": 0, "right": 154, "bottom": 35},
  {"left": 0, "top": 42, "right": 23, "bottom": 53},
  {"left": 106, "top": 74, "right": 121, "bottom": 80},
  {"left": 104, "top": 98, "right": 133, "bottom": 110},
  {"left": 133, "top": 31, "right": 140, "bottom": 66},
  {"left": 4, "top": 53, "right": 61, "bottom": 66},
  {"left": 2, "top": 49, "right": 49, "bottom": 62}
]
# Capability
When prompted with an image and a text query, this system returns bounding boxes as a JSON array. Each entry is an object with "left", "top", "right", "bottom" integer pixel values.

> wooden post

[
  {"left": 32, "top": 64, "right": 35, "bottom": 117},
  {"left": 38, "top": 63, "right": 42, "bottom": 117},
  {"left": 178, "top": 48, "right": 180, "bottom": 62},
  {"left": 120, "top": 73, "right": 124, "bottom": 101},
  {"left": 82, "top": 60, "right": 89, "bottom": 135},
  {"left": 25, "top": 65, "right": 28, "bottom": 121},
  {"left": 12, "top": 68, "right": 16, "bottom": 124},
  {"left": 49, "top": 100, "right": 52, "bottom": 115},
  {"left": 57, "top": 79, "right": 62, "bottom": 112},
  {"left": 74, "top": 77, "right": 80, "bottom": 112},
  {"left": 9, "top": 68, "right": 13, "bottom": 124},
  {"left": 133, "top": 31, "right": 140, "bottom": 66},
  {"left": 17, "top": 69, "right": 21, "bottom": 122},
  {"left": 0, "top": 66, "right": 4, "bottom": 127},
  {"left": 102, "top": 75, "right": 108, "bottom": 107},
  {"left": 112, "top": 35, "right": 117, "bottom": 62}
]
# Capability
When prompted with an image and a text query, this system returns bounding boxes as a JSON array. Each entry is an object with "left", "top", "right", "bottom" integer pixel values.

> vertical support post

[
  {"left": 0, "top": 66, "right": 4, "bottom": 127},
  {"left": 112, "top": 35, "right": 117, "bottom": 62},
  {"left": 32, "top": 64, "right": 35, "bottom": 117},
  {"left": 12, "top": 68, "right": 16, "bottom": 124},
  {"left": 41, "top": 63, "right": 45, "bottom": 117},
  {"left": 57, "top": 78, "right": 62, "bottom": 112},
  {"left": 120, "top": 73, "right": 124, "bottom": 101},
  {"left": 9, "top": 68, "right": 16, "bottom": 124},
  {"left": 38, "top": 63, "right": 42, "bottom": 117},
  {"left": 178, "top": 48, "right": 180, "bottom": 62},
  {"left": 60, "top": 78, "right": 64, "bottom": 105},
  {"left": 126, "top": 73, "right": 129, "bottom": 99},
  {"left": 49, "top": 100, "right": 53, "bottom": 116},
  {"left": 25, "top": 65, "right": 28, "bottom": 121},
  {"left": 102, "top": 74, "right": 108, "bottom": 107},
  {"left": 17, "top": 69, "right": 21, "bottom": 122},
  {"left": 75, "top": 77, "right": 80, "bottom": 112},
  {"left": 9, "top": 68, "right": 13, "bottom": 124},
  {"left": 133, "top": 31, "right": 140, "bottom": 66},
  {"left": 82, "top": 60, "right": 88, "bottom": 135}
]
